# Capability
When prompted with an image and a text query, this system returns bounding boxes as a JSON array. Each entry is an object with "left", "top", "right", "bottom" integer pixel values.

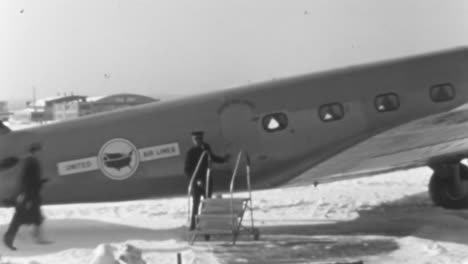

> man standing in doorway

[
  {"left": 3, "top": 143, "right": 48, "bottom": 250},
  {"left": 184, "top": 131, "right": 229, "bottom": 231}
]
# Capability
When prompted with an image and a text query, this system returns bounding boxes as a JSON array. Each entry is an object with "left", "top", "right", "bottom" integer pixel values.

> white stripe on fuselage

[{"left": 57, "top": 142, "right": 180, "bottom": 176}]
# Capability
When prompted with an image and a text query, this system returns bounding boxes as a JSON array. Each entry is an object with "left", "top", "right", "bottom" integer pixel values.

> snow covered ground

[
  {"left": 3, "top": 120, "right": 44, "bottom": 131},
  {"left": 1, "top": 167, "right": 468, "bottom": 263}
]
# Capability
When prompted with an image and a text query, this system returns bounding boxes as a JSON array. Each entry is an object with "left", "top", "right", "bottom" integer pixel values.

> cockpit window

[
  {"left": 430, "top": 83, "right": 455, "bottom": 102},
  {"left": 0, "top": 156, "right": 19, "bottom": 171},
  {"left": 375, "top": 93, "right": 400, "bottom": 112},
  {"left": 319, "top": 103, "right": 344, "bottom": 122},
  {"left": 262, "top": 113, "right": 288, "bottom": 132}
]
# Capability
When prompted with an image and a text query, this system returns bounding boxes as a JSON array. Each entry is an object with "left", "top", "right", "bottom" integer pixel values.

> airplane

[{"left": 1, "top": 47, "right": 468, "bottom": 210}]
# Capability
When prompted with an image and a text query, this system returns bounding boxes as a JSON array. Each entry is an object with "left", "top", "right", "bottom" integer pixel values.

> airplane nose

[
  {"left": 0, "top": 133, "right": 28, "bottom": 206},
  {"left": 0, "top": 157, "right": 21, "bottom": 206},
  {"left": 0, "top": 157, "right": 19, "bottom": 170},
  {"left": 0, "top": 130, "right": 45, "bottom": 206}
]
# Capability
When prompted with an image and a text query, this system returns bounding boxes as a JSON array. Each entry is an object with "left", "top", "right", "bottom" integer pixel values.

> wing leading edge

[{"left": 289, "top": 104, "right": 468, "bottom": 186}]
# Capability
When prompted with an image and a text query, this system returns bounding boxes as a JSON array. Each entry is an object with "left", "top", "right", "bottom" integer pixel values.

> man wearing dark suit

[
  {"left": 184, "top": 131, "right": 229, "bottom": 230},
  {"left": 3, "top": 143, "right": 48, "bottom": 250}
]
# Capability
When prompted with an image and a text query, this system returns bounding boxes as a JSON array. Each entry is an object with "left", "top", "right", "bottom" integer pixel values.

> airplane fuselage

[{"left": 1, "top": 47, "right": 468, "bottom": 205}]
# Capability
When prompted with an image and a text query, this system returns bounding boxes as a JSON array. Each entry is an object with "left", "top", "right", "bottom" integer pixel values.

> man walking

[
  {"left": 3, "top": 143, "right": 48, "bottom": 250},
  {"left": 184, "top": 131, "right": 229, "bottom": 230}
]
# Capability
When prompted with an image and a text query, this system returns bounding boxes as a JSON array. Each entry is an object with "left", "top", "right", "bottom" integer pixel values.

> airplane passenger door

[{"left": 219, "top": 103, "right": 260, "bottom": 157}]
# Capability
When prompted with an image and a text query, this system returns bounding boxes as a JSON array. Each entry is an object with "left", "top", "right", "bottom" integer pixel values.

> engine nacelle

[{"left": 429, "top": 161, "right": 468, "bottom": 209}]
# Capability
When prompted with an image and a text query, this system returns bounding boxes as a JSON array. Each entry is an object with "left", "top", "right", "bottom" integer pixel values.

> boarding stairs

[{"left": 187, "top": 150, "right": 259, "bottom": 245}]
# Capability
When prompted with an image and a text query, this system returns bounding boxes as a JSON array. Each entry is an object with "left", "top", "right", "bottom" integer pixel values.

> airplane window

[
  {"left": 262, "top": 113, "right": 288, "bottom": 132},
  {"left": 319, "top": 103, "right": 344, "bottom": 122},
  {"left": 375, "top": 93, "right": 400, "bottom": 112},
  {"left": 430, "top": 83, "right": 455, "bottom": 102}
]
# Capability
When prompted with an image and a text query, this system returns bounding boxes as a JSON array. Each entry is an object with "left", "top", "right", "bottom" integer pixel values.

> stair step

[
  {"left": 202, "top": 197, "right": 249, "bottom": 206},
  {"left": 196, "top": 214, "right": 240, "bottom": 231},
  {"left": 201, "top": 198, "right": 249, "bottom": 216},
  {"left": 194, "top": 229, "right": 235, "bottom": 235}
]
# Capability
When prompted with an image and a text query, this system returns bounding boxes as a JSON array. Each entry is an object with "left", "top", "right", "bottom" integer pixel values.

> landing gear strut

[{"left": 429, "top": 160, "right": 468, "bottom": 209}]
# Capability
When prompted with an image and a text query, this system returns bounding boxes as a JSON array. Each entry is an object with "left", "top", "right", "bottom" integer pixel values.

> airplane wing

[{"left": 288, "top": 103, "right": 468, "bottom": 186}]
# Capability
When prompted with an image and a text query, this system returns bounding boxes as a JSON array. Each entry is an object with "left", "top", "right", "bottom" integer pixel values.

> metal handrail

[
  {"left": 229, "top": 151, "right": 244, "bottom": 195},
  {"left": 205, "top": 154, "right": 212, "bottom": 198},
  {"left": 229, "top": 150, "right": 254, "bottom": 231},
  {"left": 229, "top": 150, "right": 252, "bottom": 195},
  {"left": 245, "top": 154, "right": 254, "bottom": 231},
  {"left": 187, "top": 150, "right": 208, "bottom": 225}
]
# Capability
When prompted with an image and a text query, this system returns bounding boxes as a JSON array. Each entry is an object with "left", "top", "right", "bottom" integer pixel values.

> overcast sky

[{"left": 1, "top": 0, "right": 467, "bottom": 105}]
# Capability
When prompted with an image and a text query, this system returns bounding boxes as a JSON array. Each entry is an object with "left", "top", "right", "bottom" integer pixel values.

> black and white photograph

[{"left": 1, "top": 1, "right": 468, "bottom": 263}]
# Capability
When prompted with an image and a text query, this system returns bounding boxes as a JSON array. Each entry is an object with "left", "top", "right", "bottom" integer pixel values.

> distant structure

[
  {"left": 47, "top": 95, "right": 87, "bottom": 121},
  {"left": 12, "top": 93, "right": 158, "bottom": 123},
  {"left": 79, "top": 93, "right": 157, "bottom": 116},
  {"left": 9, "top": 95, "right": 85, "bottom": 123},
  {"left": 52, "top": 93, "right": 158, "bottom": 121},
  {"left": 0, "top": 101, "right": 11, "bottom": 121}
]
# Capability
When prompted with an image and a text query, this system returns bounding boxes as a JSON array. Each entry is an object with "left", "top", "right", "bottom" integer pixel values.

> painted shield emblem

[{"left": 98, "top": 138, "right": 140, "bottom": 180}]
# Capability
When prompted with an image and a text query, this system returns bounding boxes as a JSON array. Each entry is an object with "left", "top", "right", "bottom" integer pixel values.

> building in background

[
  {"left": 47, "top": 95, "right": 87, "bottom": 121},
  {"left": 52, "top": 93, "right": 158, "bottom": 121},
  {"left": 79, "top": 93, "right": 157, "bottom": 116},
  {"left": 10, "top": 95, "right": 78, "bottom": 123},
  {"left": 0, "top": 101, "right": 11, "bottom": 121},
  {"left": 11, "top": 93, "right": 157, "bottom": 123}
]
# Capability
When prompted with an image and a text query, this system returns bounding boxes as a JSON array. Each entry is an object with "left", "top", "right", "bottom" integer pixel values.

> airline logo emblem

[
  {"left": 98, "top": 138, "right": 140, "bottom": 180},
  {"left": 57, "top": 139, "right": 180, "bottom": 179}
]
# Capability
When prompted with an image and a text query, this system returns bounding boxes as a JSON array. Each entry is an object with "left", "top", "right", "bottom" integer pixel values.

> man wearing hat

[
  {"left": 3, "top": 143, "right": 49, "bottom": 250},
  {"left": 184, "top": 131, "right": 230, "bottom": 230}
]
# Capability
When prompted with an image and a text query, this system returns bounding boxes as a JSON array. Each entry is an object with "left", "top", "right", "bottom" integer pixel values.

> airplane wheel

[{"left": 429, "top": 164, "right": 468, "bottom": 209}]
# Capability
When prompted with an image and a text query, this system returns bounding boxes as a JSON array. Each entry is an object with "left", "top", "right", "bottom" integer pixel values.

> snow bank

[
  {"left": 89, "top": 244, "right": 117, "bottom": 264},
  {"left": 1, "top": 167, "right": 468, "bottom": 263}
]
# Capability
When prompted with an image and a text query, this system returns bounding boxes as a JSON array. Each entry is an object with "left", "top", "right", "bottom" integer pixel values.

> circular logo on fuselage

[{"left": 98, "top": 138, "right": 139, "bottom": 180}]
